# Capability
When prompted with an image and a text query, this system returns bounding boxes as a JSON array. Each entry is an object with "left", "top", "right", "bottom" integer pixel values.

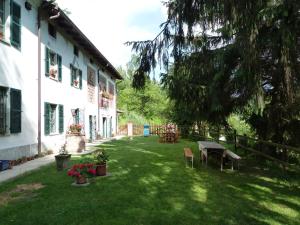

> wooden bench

[
  {"left": 225, "top": 149, "right": 241, "bottom": 170},
  {"left": 184, "top": 148, "right": 194, "bottom": 168}
]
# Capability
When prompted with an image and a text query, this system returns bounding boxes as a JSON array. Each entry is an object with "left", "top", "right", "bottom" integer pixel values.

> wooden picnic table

[{"left": 197, "top": 141, "right": 226, "bottom": 171}]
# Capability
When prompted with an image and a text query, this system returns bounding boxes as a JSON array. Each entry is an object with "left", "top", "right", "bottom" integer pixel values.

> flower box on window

[
  {"left": 102, "top": 91, "right": 110, "bottom": 99},
  {"left": 73, "top": 80, "right": 79, "bottom": 87},
  {"left": 50, "top": 66, "right": 58, "bottom": 79}
]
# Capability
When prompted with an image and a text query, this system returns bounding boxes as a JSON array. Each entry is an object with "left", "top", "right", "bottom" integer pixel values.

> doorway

[
  {"left": 89, "top": 115, "right": 96, "bottom": 142},
  {"left": 102, "top": 117, "right": 107, "bottom": 138}
]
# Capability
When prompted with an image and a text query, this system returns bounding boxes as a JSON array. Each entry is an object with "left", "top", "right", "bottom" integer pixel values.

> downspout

[
  {"left": 37, "top": 7, "right": 41, "bottom": 156},
  {"left": 97, "top": 69, "right": 101, "bottom": 139}
]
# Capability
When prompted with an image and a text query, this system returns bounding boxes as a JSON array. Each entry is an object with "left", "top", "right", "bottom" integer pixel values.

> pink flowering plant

[
  {"left": 67, "top": 163, "right": 96, "bottom": 178},
  {"left": 69, "top": 124, "right": 82, "bottom": 133}
]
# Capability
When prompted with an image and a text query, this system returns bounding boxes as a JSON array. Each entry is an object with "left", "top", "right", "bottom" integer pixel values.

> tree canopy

[{"left": 127, "top": 0, "right": 300, "bottom": 146}]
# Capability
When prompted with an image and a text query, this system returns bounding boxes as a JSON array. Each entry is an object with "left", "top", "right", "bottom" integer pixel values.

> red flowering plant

[{"left": 67, "top": 163, "right": 96, "bottom": 178}]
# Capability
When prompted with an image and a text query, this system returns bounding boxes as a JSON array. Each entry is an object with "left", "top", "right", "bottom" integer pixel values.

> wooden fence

[{"left": 118, "top": 123, "right": 299, "bottom": 171}]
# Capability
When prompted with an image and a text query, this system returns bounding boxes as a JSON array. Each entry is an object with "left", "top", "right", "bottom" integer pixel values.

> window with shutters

[
  {"left": 48, "top": 23, "right": 56, "bottom": 39},
  {"left": 45, "top": 47, "right": 62, "bottom": 81},
  {"left": 44, "top": 102, "right": 64, "bottom": 135},
  {"left": 0, "top": 87, "right": 7, "bottom": 135},
  {"left": 10, "top": 88, "right": 21, "bottom": 133},
  {"left": 49, "top": 104, "right": 57, "bottom": 134},
  {"left": 70, "top": 64, "right": 82, "bottom": 89},
  {"left": 108, "top": 82, "right": 114, "bottom": 96},
  {"left": 73, "top": 108, "right": 80, "bottom": 124},
  {"left": 99, "top": 75, "right": 107, "bottom": 92},
  {"left": 74, "top": 45, "right": 78, "bottom": 57},
  {"left": 10, "top": 1, "right": 21, "bottom": 49},
  {"left": 0, "top": 0, "right": 4, "bottom": 40}
]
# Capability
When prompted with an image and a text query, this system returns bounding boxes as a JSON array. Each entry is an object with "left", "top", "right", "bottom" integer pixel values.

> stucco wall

[
  {"left": 0, "top": 0, "right": 118, "bottom": 159},
  {"left": 0, "top": 0, "right": 39, "bottom": 159}
]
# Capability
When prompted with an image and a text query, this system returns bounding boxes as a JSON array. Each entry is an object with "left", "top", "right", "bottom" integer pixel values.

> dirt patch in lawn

[{"left": 0, "top": 183, "right": 45, "bottom": 206}]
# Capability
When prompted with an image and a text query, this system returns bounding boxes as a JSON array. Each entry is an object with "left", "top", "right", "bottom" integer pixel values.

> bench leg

[{"left": 231, "top": 160, "right": 234, "bottom": 171}]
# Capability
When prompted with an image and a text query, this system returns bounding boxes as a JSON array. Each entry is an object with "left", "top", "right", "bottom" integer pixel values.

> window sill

[
  {"left": 49, "top": 75, "right": 59, "bottom": 82},
  {"left": 0, "top": 38, "right": 11, "bottom": 46},
  {"left": 48, "top": 133, "right": 61, "bottom": 136}
]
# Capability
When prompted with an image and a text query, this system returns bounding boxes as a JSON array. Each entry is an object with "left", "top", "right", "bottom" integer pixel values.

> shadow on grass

[{"left": 0, "top": 136, "right": 299, "bottom": 225}]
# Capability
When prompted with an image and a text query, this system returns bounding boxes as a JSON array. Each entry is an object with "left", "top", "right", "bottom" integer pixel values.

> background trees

[
  {"left": 117, "top": 56, "right": 169, "bottom": 125},
  {"left": 127, "top": 0, "right": 300, "bottom": 148}
]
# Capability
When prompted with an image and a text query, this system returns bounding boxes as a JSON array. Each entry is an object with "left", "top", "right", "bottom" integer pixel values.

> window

[
  {"left": 0, "top": 87, "right": 7, "bottom": 134},
  {"left": 70, "top": 64, "right": 82, "bottom": 89},
  {"left": 49, "top": 104, "right": 56, "bottom": 134},
  {"left": 0, "top": 0, "right": 4, "bottom": 40},
  {"left": 74, "top": 45, "right": 78, "bottom": 57},
  {"left": 10, "top": 88, "right": 21, "bottom": 133},
  {"left": 48, "top": 23, "right": 56, "bottom": 39},
  {"left": 0, "top": 87, "right": 22, "bottom": 135},
  {"left": 45, "top": 47, "right": 62, "bottom": 81},
  {"left": 10, "top": 1, "right": 21, "bottom": 49},
  {"left": 99, "top": 75, "right": 107, "bottom": 92},
  {"left": 108, "top": 82, "right": 114, "bottom": 96},
  {"left": 44, "top": 103, "right": 64, "bottom": 135},
  {"left": 73, "top": 108, "right": 80, "bottom": 124}
]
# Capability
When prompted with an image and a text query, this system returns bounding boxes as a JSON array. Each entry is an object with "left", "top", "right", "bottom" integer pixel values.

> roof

[{"left": 41, "top": 1, "right": 122, "bottom": 80}]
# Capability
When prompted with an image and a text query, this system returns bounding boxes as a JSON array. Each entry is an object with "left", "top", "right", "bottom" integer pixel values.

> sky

[{"left": 56, "top": 0, "right": 167, "bottom": 70}]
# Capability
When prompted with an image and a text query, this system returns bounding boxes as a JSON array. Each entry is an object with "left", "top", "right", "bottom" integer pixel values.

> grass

[{"left": 0, "top": 136, "right": 299, "bottom": 225}]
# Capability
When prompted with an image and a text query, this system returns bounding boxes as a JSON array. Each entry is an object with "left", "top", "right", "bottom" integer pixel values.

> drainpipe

[
  {"left": 97, "top": 69, "right": 101, "bottom": 139},
  {"left": 37, "top": 8, "right": 41, "bottom": 156}
]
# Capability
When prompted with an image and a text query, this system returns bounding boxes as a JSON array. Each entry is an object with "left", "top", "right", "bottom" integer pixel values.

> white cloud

[{"left": 56, "top": 0, "right": 166, "bottom": 68}]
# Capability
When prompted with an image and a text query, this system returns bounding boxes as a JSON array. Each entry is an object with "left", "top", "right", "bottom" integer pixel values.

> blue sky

[{"left": 56, "top": 0, "right": 167, "bottom": 71}]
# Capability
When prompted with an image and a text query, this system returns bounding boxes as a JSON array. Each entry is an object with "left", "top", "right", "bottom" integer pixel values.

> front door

[
  {"left": 109, "top": 116, "right": 112, "bottom": 137},
  {"left": 89, "top": 115, "right": 96, "bottom": 142},
  {"left": 102, "top": 117, "right": 107, "bottom": 138}
]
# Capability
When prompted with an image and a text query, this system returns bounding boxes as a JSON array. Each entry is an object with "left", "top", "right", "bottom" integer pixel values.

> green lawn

[{"left": 0, "top": 136, "right": 299, "bottom": 225}]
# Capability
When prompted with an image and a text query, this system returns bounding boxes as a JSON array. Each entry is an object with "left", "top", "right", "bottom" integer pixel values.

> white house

[{"left": 0, "top": 0, "right": 122, "bottom": 160}]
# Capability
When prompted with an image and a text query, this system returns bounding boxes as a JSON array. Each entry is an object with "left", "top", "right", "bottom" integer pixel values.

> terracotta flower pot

[
  {"left": 96, "top": 164, "right": 107, "bottom": 176},
  {"left": 76, "top": 176, "right": 87, "bottom": 184}
]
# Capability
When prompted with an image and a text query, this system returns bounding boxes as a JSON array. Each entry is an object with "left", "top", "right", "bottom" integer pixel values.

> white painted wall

[
  {"left": 0, "top": 0, "right": 119, "bottom": 159},
  {"left": 0, "top": 0, "right": 39, "bottom": 159}
]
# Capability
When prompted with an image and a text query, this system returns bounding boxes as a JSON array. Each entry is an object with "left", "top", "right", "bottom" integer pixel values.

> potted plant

[
  {"left": 67, "top": 163, "right": 96, "bottom": 185},
  {"left": 74, "top": 80, "right": 79, "bottom": 87},
  {"left": 50, "top": 67, "right": 57, "bottom": 78},
  {"left": 55, "top": 145, "right": 71, "bottom": 171},
  {"left": 69, "top": 124, "right": 82, "bottom": 134},
  {"left": 94, "top": 149, "right": 109, "bottom": 176}
]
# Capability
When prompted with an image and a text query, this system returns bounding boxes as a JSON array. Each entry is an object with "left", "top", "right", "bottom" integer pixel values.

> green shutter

[
  {"left": 70, "top": 64, "right": 74, "bottom": 86},
  {"left": 44, "top": 102, "right": 50, "bottom": 135},
  {"left": 58, "top": 104, "right": 64, "bottom": 133},
  {"left": 10, "top": 1, "right": 21, "bottom": 49},
  {"left": 10, "top": 88, "right": 21, "bottom": 133},
  {"left": 79, "top": 69, "right": 82, "bottom": 89},
  {"left": 45, "top": 47, "right": 50, "bottom": 76},
  {"left": 57, "top": 54, "right": 62, "bottom": 81}
]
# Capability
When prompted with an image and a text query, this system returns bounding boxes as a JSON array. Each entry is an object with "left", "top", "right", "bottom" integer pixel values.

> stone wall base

[{"left": 65, "top": 134, "right": 86, "bottom": 153}]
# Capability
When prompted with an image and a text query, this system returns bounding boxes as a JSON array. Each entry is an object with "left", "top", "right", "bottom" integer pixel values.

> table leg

[{"left": 221, "top": 155, "right": 223, "bottom": 171}]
